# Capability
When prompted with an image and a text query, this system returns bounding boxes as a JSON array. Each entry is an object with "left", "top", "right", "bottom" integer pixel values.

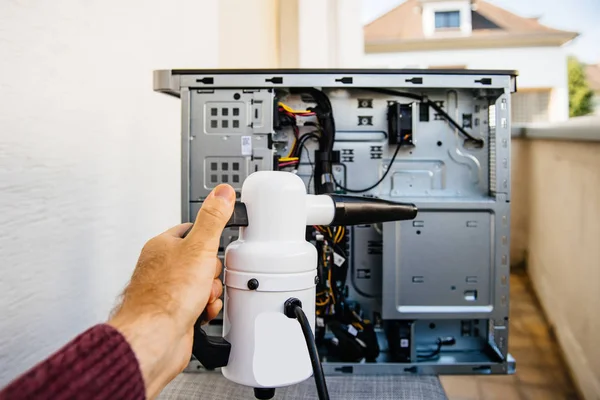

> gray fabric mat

[{"left": 158, "top": 371, "right": 448, "bottom": 400}]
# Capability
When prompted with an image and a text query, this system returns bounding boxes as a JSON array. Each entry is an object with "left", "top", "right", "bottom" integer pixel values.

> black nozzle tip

[
  {"left": 254, "top": 388, "right": 275, "bottom": 399},
  {"left": 328, "top": 195, "right": 418, "bottom": 226}
]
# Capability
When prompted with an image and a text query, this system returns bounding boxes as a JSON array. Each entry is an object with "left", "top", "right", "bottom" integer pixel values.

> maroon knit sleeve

[{"left": 0, "top": 324, "right": 145, "bottom": 400}]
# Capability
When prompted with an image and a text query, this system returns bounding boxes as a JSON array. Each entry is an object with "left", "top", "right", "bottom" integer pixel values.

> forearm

[{"left": 0, "top": 324, "right": 145, "bottom": 400}]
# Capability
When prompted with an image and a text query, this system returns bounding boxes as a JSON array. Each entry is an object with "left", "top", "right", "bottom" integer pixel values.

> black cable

[
  {"left": 294, "top": 132, "right": 320, "bottom": 159},
  {"left": 290, "top": 88, "right": 336, "bottom": 194},
  {"left": 367, "top": 88, "right": 483, "bottom": 144},
  {"left": 302, "top": 143, "right": 316, "bottom": 194},
  {"left": 417, "top": 341, "right": 443, "bottom": 359},
  {"left": 284, "top": 300, "right": 330, "bottom": 400},
  {"left": 333, "top": 142, "right": 402, "bottom": 193},
  {"left": 417, "top": 337, "right": 456, "bottom": 360}
]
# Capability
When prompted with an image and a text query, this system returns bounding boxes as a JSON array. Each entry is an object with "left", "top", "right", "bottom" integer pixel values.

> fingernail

[{"left": 214, "top": 185, "right": 234, "bottom": 203}]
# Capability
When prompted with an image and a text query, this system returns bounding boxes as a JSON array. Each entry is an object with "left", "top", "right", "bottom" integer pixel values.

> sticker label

[
  {"left": 316, "top": 317, "right": 325, "bottom": 328},
  {"left": 347, "top": 325, "right": 358, "bottom": 337},
  {"left": 400, "top": 338, "right": 409, "bottom": 348},
  {"left": 241, "top": 136, "right": 252, "bottom": 156},
  {"left": 333, "top": 252, "right": 346, "bottom": 267}
]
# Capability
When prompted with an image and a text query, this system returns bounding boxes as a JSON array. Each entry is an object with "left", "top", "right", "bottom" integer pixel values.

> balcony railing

[{"left": 510, "top": 115, "right": 600, "bottom": 399}]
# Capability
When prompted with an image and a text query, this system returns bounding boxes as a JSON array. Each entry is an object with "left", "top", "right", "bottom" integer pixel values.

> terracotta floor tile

[
  {"left": 511, "top": 304, "right": 538, "bottom": 316},
  {"left": 533, "top": 333, "right": 556, "bottom": 349},
  {"left": 440, "top": 376, "right": 480, "bottom": 399},
  {"left": 525, "top": 323, "right": 553, "bottom": 339},
  {"left": 521, "top": 385, "right": 579, "bottom": 400},
  {"left": 543, "top": 350, "right": 567, "bottom": 367},
  {"left": 509, "top": 347, "right": 545, "bottom": 367},
  {"left": 550, "top": 369, "right": 577, "bottom": 392},
  {"left": 479, "top": 381, "right": 522, "bottom": 400},
  {"left": 478, "top": 374, "right": 519, "bottom": 385},
  {"left": 516, "top": 366, "right": 557, "bottom": 386},
  {"left": 508, "top": 333, "right": 535, "bottom": 349}
]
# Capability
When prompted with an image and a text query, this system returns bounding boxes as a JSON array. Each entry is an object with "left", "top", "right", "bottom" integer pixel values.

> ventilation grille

[
  {"left": 488, "top": 104, "right": 497, "bottom": 195},
  {"left": 205, "top": 102, "right": 245, "bottom": 133},
  {"left": 205, "top": 158, "right": 244, "bottom": 188}
]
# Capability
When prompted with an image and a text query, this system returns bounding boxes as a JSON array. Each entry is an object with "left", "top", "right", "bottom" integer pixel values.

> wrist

[{"left": 108, "top": 311, "right": 182, "bottom": 399}]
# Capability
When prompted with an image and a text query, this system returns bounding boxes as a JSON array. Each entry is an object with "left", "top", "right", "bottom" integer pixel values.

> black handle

[
  {"left": 183, "top": 202, "right": 249, "bottom": 237},
  {"left": 182, "top": 202, "right": 248, "bottom": 369},
  {"left": 192, "top": 318, "right": 231, "bottom": 370}
]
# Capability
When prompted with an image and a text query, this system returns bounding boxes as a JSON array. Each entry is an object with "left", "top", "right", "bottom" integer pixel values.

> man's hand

[{"left": 108, "top": 184, "right": 236, "bottom": 399}]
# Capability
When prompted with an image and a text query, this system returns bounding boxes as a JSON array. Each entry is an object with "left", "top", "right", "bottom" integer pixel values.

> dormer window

[{"left": 435, "top": 11, "right": 460, "bottom": 29}]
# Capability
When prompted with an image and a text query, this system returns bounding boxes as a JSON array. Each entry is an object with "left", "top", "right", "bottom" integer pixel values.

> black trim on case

[{"left": 173, "top": 68, "right": 518, "bottom": 77}]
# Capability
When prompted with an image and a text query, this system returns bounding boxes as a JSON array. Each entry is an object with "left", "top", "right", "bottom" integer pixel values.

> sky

[{"left": 361, "top": 0, "right": 600, "bottom": 64}]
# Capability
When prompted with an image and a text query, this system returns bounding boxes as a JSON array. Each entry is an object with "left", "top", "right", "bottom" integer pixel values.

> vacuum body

[
  {"left": 191, "top": 171, "right": 417, "bottom": 394},
  {"left": 222, "top": 172, "right": 330, "bottom": 387}
]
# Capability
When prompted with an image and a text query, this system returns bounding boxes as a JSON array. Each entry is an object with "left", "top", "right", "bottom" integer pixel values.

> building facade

[{"left": 363, "top": 0, "right": 578, "bottom": 123}]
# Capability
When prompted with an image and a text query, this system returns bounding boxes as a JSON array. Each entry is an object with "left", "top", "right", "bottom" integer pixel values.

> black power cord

[
  {"left": 367, "top": 88, "right": 483, "bottom": 144},
  {"left": 284, "top": 298, "right": 330, "bottom": 400},
  {"left": 417, "top": 336, "right": 456, "bottom": 360},
  {"left": 333, "top": 141, "right": 402, "bottom": 193}
]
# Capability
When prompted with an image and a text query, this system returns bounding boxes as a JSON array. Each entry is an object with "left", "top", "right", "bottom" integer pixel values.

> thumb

[{"left": 185, "top": 184, "right": 236, "bottom": 254}]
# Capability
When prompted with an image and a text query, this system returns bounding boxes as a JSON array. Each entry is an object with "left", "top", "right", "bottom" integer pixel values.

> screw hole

[
  {"left": 451, "top": 286, "right": 456, "bottom": 290},
  {"left": 233, "top": 93, "right": 241, "bottom": 100},
  {"left": 416, "top": 230, "right": 421, "bottom": 235},
  {"left": 429, "top": 323, "right": 436, "bottom": 329},
  {"left": 437, "top": 141, "right": 443, "bottom": 146}
]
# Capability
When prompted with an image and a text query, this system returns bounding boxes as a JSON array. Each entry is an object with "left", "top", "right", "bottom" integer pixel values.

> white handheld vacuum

[{"left": 189, "top": 171, "right": 417, "bottom": 399}]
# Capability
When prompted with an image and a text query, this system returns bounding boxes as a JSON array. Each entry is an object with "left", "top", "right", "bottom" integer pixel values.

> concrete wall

[
  {"left": 524, "top": 138, "right": 600, "bottom": 399},
  {"left": 511, "top": 120, "right": 600, "bottom": 399},
  {"left": 509, "top": 139, "right": 529, "bottom": 266},
  {"left": 365, "top": 46, "right": 570, "bottom": 121}
]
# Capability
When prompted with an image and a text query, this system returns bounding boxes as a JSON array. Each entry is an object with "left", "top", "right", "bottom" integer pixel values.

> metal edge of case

[
  {"left": 321, "top": 356, "right": 516, "bottom": 376},
  {"left": 165, "top": 68, "right": 519, "bottom": 77},
  {"left": 154, "top": 69, "right": 180, "bottom": 97},
  {"left": 153, "top": 69, "right": 517, "bottom": 92},
  {"left": 181, "top": 88, "right": 191, "bottom": 222}
]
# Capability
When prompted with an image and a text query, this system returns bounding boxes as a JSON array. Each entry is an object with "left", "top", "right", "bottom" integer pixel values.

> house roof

[
  {"left": 585, "top": 64, "right": 600, "bottom": 92},
  {"left": 364, "top": 0, "right": 578, "bottom": 53}
]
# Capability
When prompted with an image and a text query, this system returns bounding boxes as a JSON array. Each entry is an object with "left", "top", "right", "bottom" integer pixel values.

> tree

[{"left": 568, "top": 56, "right": 593, "bottom": 117}]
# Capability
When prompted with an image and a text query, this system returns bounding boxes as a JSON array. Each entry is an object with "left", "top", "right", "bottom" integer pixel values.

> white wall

[
  {"left": 365, "top": 46, "right": 570, "bottom": 121},
  {"left": 0, "top": 0, "right": 366, "bottom": 387},
  {"left": 218, "top": 0, "right": 279, "bottom": 68},
  {"left": 297, "top": 0, "right": 364, "bottom": 67},
  {"left": 0, "top": 0, "right": 219, "bottom": 387}
]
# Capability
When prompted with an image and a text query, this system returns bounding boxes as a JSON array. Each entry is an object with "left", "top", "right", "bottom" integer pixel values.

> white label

[
  {"left": 316, "top": 317, "right": 325, "bottom": 328},
  {"left": 400, "top": 338, "right": 409, "bottom": 348},
  {"left": 241, "top": 136, "right": 252, "bottom": 156},
  {"left": 347, "top": 325, "right": 358, "bottom": 337},
  {"left": 333, "top": 252, "right": 346, "bottom": 267}
]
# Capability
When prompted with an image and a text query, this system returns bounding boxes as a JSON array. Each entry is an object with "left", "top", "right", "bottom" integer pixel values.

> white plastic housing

[{"left": 222, "top": 171, "right": 334, "bottom": 388}]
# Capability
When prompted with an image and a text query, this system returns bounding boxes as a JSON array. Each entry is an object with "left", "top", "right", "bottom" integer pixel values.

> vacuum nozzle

[{"left": 327, "top": 195, "right": 417, "bottom": 226}]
